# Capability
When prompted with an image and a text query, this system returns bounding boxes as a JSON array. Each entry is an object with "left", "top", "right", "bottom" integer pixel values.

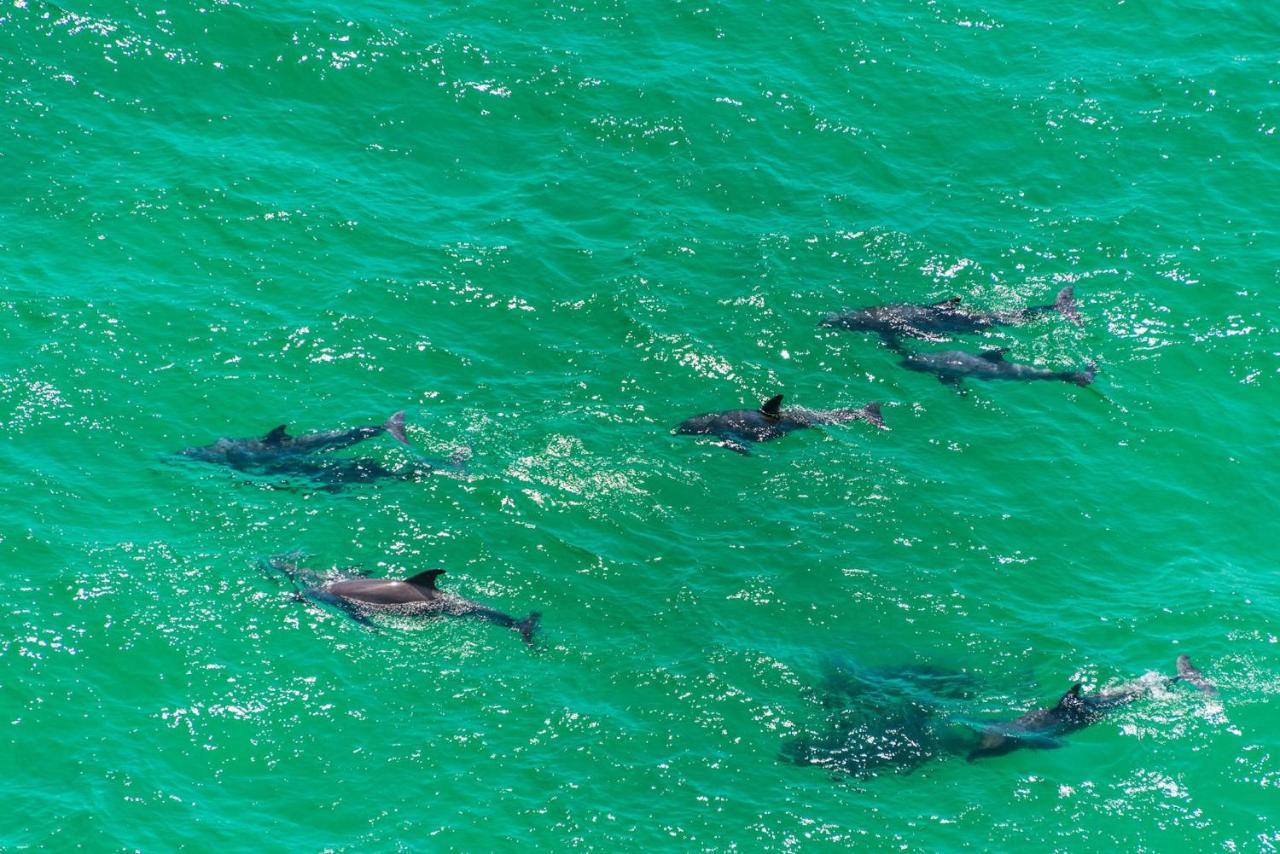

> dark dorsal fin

[
  {"left": 1057, "top": 683, "right": 1083, "bottom": 707},
  {"left": 979, "top": 348, "right": 1008, "bottom": 363},
  {"left": 759, "top": 394, "right": 784, "bottom": 418},
  {"left": 263, "top": 425, "right": 290, "bottom": 444},
  {"left": 405, "top": 569, "right": 445, "bottom": 590},
  {"left": 932, "top": 296, "right": 962, "bottom": 307}
]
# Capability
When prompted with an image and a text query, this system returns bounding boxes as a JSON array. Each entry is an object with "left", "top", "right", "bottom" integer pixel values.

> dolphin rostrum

[
  {"left": 821, "top": 286, "right": 1081, "bottom": 342},
  {"left": 896, "top": 347, "right": 1096, "bottom": 390},
  {"left": 264, "top": 556, "right": 540, "bottom": 644},
  {"left": 675, "top": 394, "right": 886, "bottom": 454},
  {"left": 965, "top": 657, "right": 1217, "bottom": 761}
]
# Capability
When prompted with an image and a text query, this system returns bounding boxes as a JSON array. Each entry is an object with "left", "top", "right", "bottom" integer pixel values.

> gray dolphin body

[
  {"left": 265, "top": 556, "right": 540, "bottom": 644},
  {"left": 180, "top": 412, "right": 409, "bottom": 470},
  {"left": 675, "top": 394, "right": 886, "bottom": 454},
  {"left": 253, "top": 456, "right": 438, "bottom": 491},
  {"left": 821, "top": 287, "right": 1080, "bottom": 342},
  {"left": 966, "top": 656, "right": 1217, "bottom": 761},
  {"left": 898, "top": 347, "right": 1096, "bottom": 390}
]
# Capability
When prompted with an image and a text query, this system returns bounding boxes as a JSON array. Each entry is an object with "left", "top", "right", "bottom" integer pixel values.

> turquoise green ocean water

[{"left": 3, "top": 0, "right": 1279, "bottom": 848}]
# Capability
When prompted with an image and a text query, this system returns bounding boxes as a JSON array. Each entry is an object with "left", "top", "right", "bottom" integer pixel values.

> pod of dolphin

[{"left": 175, "top": 286, "right": 1217, "bottom": 772}]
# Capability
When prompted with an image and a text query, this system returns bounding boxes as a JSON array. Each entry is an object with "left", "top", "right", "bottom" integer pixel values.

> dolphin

[
  {"left": 252, "top": 457, "right": 433, "bottom": 491},
  {"left": 965, "top": 657, "right": 1217, "bottom": 761},
  {"left": 821, "top": 287, "right": 1081, "bottom": 342},
  {"left": 896, "top": 347, "right": 1096, "bottom": 390},
  {"left": 675, "top": 394, "right": 886, "bottom": 454},
  {"left": 264, "top": 556, "right": 540, "bottom": 644},
  {"left": 180, "top": 411, "right": 410, "bottom": 471}
]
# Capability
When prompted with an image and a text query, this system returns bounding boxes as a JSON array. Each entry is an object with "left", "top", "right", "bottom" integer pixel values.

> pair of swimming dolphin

[
  {"left": 821, "top": 286, "right": 1081, "bottom": 342},
  {"left": 263, "top": 555, "right": 541, "bottom": 645},
  {"left": 822, "top": 287, "right": 1096, "bottom": 390}
]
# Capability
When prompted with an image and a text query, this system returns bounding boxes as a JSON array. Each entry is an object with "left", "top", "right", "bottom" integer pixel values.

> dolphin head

[
  {"left": 901, "top": 351, "right": 931, "bottom": 369},
  {"left": 966, "top": 728, "right": 1016, "bottom": 761},
  {"left": 819, "top": 308, "right": 876, "bottom": 331},
  {"left": 176, "top": 439, "right": 233, "bottom": 462},
  {"left": 675, "top": 413, "right": 719, "bottom": 436}
]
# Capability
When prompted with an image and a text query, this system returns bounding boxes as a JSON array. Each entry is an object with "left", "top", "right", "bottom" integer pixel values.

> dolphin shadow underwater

[
  {"left": 820, "top": 286, "right": 1081, "bottom": 343},
  {"left": 780, "top": 660, "right": 975, "bottom": 779},
  {"left": 262, "top": 555, "right": 541, "bottom": 645},
  {"left": 176, "top": 411, "right": 464, "bottom": 489},
  {"left": 783, "top": 657, "right": 1218, "bottom": 778},
  {"left": 675, "top": 394, "right": 887, "bottom": 455}
]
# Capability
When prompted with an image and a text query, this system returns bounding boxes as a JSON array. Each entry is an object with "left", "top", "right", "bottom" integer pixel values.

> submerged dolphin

[
  {"left": 265, "top": 556, "right": 540, "bottom": 644},
  {"left": 252, "top": 456, "right": 445, "bottom": 491},
  {"left": 675, "top": 394, "right": 886, "bottom": 454},
  {"left": 821, "top": 287, "right": 1080, "bottom": 342},
  {"left": 897, "top": 347, "right": 1096, "bottom": 390},
  {"left": 180, "top": 412, "right": 410, "bottom": 470},
  {"left": 966, "top": 656, "right": 1217, "bottom": 761}
]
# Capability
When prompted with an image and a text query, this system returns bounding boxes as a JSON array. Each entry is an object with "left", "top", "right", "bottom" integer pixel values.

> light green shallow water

[{"left": 3, "top": 0, "right": 1279, "bottom": 849}]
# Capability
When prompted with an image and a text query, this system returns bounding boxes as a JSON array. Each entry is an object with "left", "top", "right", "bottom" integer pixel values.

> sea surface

[{"left": 3, "top": 0, "right": 1278, "bottom": 849}]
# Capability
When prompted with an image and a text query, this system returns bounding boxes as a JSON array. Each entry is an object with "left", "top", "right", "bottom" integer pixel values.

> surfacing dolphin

[
  {"left": 675, "top": 394, "right": 886, "bottom": 455},
  {"left": 264, "top": 555, "right": 540, "bottom": 645},
  {"left": 895, "top": 346, "right": 1096, "bottom": 391},
  {"left": 179, "top": 411, "right": 410, "bottom": 471},
  {"left": 965, "top": 655, "right": 1217, "bottom": 761},
  {"left": 820, "top": 286, "right": 1080, "bottom": 342}
]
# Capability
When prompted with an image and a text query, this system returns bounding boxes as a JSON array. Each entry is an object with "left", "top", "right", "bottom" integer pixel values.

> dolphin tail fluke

[
  {"left": 1054, "top": 286, "right": 1082, "bottom": 325},
  {"left": 385, "top": 411, "right": 409, "bottom": 445},
  {"left": 1176, "top": 654, "right": 1218, "bottom": 695},
  {"left": 516, "top": 612, "right": 541, "bottom": 645},
  {"left": 1071, "top": 363, "right": 1097, "bottom": 387},
  {"left": 860, "top": 402, "right": 887, "bottom": 430}
]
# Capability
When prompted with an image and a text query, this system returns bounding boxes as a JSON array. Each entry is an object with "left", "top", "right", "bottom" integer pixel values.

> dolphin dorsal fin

[
  {"left": 933, "top": 296, "right": 962, "bottom": 307},
  {"left": 759, "top": 394, "right": 784, "bottom": 418},
  {"left": 263, "top": 425, "right": 290, "bottom": 444},
  {"left": 405, "top": 569, "right": 445, "bottom": 590},
  {"left": 979, "top": 348, "right": 1008, "bottom": 362},
  {"left": 1057, "top": 683, "right": 1084, "bottom": 707}
]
